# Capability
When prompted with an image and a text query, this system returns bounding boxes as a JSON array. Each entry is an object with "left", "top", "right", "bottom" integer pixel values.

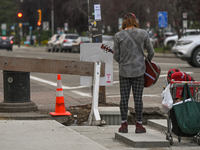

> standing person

[{"left": 113, "top": 13, "right": 154, "bottom": 133}]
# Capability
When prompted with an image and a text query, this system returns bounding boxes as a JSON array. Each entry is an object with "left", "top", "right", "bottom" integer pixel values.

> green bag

[{"left": 173, "top": 83, "right": 200, "bottom": 134}]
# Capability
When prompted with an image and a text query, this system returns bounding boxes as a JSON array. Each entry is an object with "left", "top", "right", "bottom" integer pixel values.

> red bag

[{"left": 167, "top": 69, "right": 195, "bottom": 82}]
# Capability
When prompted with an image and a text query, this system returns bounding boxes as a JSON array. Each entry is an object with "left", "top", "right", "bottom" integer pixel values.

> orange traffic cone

[{"left": 50, "top": 74, "right": 71, "bottom": 116}]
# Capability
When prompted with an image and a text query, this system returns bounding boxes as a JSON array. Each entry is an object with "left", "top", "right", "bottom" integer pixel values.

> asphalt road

[{"left": 1, "top": 45, "right": 200, "bottom": 101}]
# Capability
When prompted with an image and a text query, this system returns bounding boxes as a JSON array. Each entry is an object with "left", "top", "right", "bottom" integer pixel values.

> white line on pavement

[
  {"left": 30, "top": 70, "right": 193, "bottom": 98},
  {"left": 107, "top": 94, "right": 161, "bottom": 98},
  {"left": 71, "top": 90, "right": 92, "bottom": 97},
  {"left": 30, "top": 75, "right": 87, "bottom": 90}
]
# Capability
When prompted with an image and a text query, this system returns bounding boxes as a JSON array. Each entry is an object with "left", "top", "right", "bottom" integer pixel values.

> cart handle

[{"left": 170, "top": 80, "right": 200, "bottom": 84}]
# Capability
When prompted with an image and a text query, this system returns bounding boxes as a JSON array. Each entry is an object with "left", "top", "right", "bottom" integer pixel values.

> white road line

[
  {"left": 113, "top": 81, "right": 119, "bottom": 84},
  {"left": 30, "top": 70, "right": 193, "bottom": 97},
  {"left": 160, "top": 74, "right": 167, "bottom": 77},
  {"left": 30, "top": 75, "right": 88, "bottom": 90},
  {"left": 107, "top": 95, "right": 121, "bottom": 98},
  {"left": 107, "top": 94, "right": 161, "bottom": 98},
  {"left": 143, "top": 94, "right": 161, "bottom": 97},
  {"left": 71, "top": 90, "right": 92, "bottom": 97}
]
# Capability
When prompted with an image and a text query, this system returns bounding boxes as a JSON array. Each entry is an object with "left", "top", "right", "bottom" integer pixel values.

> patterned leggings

[{"left": 119, "top": 75, "right": 144, "bottom": 121}]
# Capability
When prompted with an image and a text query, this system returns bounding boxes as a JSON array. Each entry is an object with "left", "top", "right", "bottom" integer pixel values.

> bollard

[
  {"left": 3, "top": 71, "right": 30, "bottom": 103},
  {"left": 0, "top": 71, "right": 38, "bottom": 112}
]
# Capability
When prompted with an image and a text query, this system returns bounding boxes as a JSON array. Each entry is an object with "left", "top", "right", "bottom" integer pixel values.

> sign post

[
  {"left": 182, "top": 12, "right": 187, "bottom": 29},
  {"left": 1, "top": 23, "right": 6, "bottom": 35},
  {"left": 158, "top": 12, "right": 168, "bottom": 48},
  {"left": 88, "top": 0, "right": 106, "bottom": 104}
]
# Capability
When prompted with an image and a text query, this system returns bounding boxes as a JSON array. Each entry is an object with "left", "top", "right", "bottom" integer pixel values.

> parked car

[
  {"left": 0, "top": 36, "right": 13, "bottom": 51},
  {"left": 53, "top": 33, "right": 79, "bottom": 52},
  {"left": 150, "top": 32, "right": 174, "bottom": 48},
  {"left": 70, "top": 35, "right": 114, "bottom": 53},
  {"left": 171, "top": 35, "right": 200, "bottom": 67},
  {"left": 46, "top": 34, "right": 60, "bottom": 52},
  {"left": 72, "top": 36, "right": 90, "bottom": 53},
  {"left": 164, "top": 29, "right": 199, "bottom": 48},
  {"left": 149, "top": 33, "right": 158, "bottom": 48}
]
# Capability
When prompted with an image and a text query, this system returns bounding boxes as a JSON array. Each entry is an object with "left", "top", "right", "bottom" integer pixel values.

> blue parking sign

[{"left": 158, "top": 12, "right": 168, "bottom": 28}]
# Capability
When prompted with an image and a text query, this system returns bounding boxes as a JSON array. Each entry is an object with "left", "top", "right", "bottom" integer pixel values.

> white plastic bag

[{"left": 161, "top": 84, "right": 173, "bottom": 113}]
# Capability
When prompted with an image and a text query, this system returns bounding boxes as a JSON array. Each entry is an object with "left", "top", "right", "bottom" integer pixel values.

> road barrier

[{"left": 0, "top": 56, "right": 105, "bottom": 125}]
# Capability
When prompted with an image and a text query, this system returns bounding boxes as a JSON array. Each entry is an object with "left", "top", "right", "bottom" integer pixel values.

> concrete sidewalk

[
  {"left": 0, "top": 120, "right": 108, "bottom": 150},
  {"left": 1, "top": 120, "right": 199, "bottom": 150}
]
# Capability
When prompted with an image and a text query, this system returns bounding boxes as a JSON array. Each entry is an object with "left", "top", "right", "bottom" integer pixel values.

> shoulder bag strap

[{"left": 125, "top": 30, "right": 158, "bottom": 76}]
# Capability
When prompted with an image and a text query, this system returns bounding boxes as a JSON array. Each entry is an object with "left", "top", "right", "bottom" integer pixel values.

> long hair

[{"left": 122, "top": 17, "right": 140, "bottom": 29}]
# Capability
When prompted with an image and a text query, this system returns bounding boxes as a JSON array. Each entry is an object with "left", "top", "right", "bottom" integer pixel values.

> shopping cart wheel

[
  {"left": 165, "top": 131, "right": 169, "bottom": 140},
  {"left": 166, "top": 135, "right": 169, "bottom": 140},
  {"left": 197, "top": 136, "right": 200, "bottom": 146},
  {"left": 178, "top": 136, "right": 181, "bottom": 142},
  {"left": 169, "top": 136, "right": 173, "bottom": 145},
  {"left": 196, "top": 132, "right": 200, "bottom": 146}
]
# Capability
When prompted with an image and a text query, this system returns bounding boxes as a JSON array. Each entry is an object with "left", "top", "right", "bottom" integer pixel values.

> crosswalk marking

[{"left": 30, "top": 70, "right": 193, "bottom": 98}]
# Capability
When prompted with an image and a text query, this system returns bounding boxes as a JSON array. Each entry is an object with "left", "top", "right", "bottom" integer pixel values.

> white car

[
  {"left": 164, "top": 29, "right": 199, "bottom": 48},
  {"left": 171, "top": 35, "right": 200, "bottom": 67},
  {"left": 46, "top": 34, "right": 60, "bottom": 52},
  {"left": 53, "top": 33, "right": 79, "bottom": 52}
]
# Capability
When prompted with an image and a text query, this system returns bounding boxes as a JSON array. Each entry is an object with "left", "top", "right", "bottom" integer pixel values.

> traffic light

[
  {"left": 38, "top": 9, "right": 42, "bottom": 22},
  {"left": 19, "top": 23, "right": 22, "bottom": 28},
  {"left": 37, "top": 21, "right": 41, "bottom": 26},
  {"left": 17, "top": 12, "right": 22, "bottom": 18}
]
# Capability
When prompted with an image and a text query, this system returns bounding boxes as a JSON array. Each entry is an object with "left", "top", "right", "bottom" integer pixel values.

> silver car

[
  {"left": 171, "top": 35, "right": 200, "bottom": 67},
  {"left": 54, "top": 33, "right": 79, "bottom": 52},
  {"left": 164, "top": 29, "right": 199, "bottom": 48}
]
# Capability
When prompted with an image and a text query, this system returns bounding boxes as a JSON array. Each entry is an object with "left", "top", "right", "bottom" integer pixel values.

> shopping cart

[{"left": 165, "top": 80, "right": 200, "bottom": 145}]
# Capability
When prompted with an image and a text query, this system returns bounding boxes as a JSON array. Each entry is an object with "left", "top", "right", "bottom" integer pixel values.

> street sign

[
  {"left": 158, "top": 12, "right": 168, "bottom": 28},
  {"left": 183, "top": 13, "right": 187, "bottom": 19},
  {"left": 43, "top": 21, "right": 49, "bottom": 31},
  {"left": 80, "top": 43, "right": 113, "bottom": 86},
  {"left": 2, "top": 30, "right": 6, "bottom": 35},
  {"left": 64, "top": 23, "right": 68, "bottom": 31},
  {"left": 94, "top": 4, "right": 101, "bottom": 20},
  {"left": 1, "top": 23, "right": 6, "bottom": 30},
  {"left": 183, "top": 20, "right": 187, "bottom": 28},
  {"left": 11, "top": 26, "right": 14, "bottom": 30},
  {"left": 118, "top": 18, "right": 123, "bottom": 29},
  {"left": 22, "top": 23, "right": 29, "bottom": 26}
]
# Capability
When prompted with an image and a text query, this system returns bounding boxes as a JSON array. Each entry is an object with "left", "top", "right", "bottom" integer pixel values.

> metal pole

[
  {"left": 89, "top": 0, "right": 102, "bottom": 43},
  {"left": 18, "top": 26, "right": 20, "bottom": 47},
  {"left": 88, "top": 0, "right": 105, "bottom": 104},
  {"left": 51, "top": 0, "right": 54, "bottom": 36},
  {"left": 87, "top": 0, "right": 91, "bottom": 42}
]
